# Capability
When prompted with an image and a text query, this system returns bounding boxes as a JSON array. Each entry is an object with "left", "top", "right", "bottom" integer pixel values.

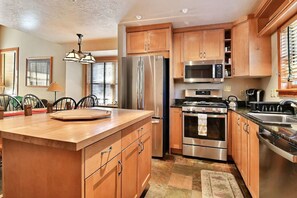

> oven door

[{"left": 183, "top": 113, "right": 227, "bottom": 148}]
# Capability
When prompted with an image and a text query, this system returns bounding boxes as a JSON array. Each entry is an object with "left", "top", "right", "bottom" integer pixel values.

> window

[
  {"left": 26, "top": 57, "right": 52, "bottom": 87},
  {"left": 87, "top": 60, "right": 118, "bottom": 106},
  {"left": 278, "top": 15, "right": 297, "bottom": 94}
]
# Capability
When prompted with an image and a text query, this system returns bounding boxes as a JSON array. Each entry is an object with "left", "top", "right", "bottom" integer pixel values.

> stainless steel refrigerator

[{"left": 121, "top": 55, "right": 169, "bottom": 157}]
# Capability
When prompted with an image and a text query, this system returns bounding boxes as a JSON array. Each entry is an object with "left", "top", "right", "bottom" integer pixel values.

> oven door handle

[{"left": 183, "top": 113, "right": 226, "bottom": 118}]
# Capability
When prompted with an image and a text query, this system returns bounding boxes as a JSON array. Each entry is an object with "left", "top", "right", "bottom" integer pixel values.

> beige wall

[
  {"left": 0, "top": 25, "right": 66, "bottom": 102},
  {"left": 260, "top": 32, "right": 281, "bottom": 101}
]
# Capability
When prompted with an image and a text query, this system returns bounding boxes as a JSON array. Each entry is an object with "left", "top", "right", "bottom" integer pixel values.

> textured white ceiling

[{"left": 0, "top": 0, "right": 259, "bottom": 43}]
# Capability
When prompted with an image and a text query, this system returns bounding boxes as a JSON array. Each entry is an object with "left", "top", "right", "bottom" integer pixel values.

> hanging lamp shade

[
  {"left": 63, "top": 34, "right": 96, "bottom": 64},
  {"left": 80, "top": 53, "right": 95, "bottom": 64},
  {"left": 63, "top": 49, "right": 81, "bottom": 62}
]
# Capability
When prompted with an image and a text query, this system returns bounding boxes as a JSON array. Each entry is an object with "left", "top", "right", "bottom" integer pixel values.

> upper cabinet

[
  {"left": 232, "top": 18, "right": 272, "bottom": 77},
  {"left": 126, "top": 23, "right": 172, "bottom": 54},
  {"left": 183, "top": 29, "right": 224, "bottom": 61},
  {"left": 173, "top": 33, "right": 184, "bottom": 78}
]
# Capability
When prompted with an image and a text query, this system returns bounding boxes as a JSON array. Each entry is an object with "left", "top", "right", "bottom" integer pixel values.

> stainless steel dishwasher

[{"left": 258, "top": 127, "right": 297, "bottom": 198}]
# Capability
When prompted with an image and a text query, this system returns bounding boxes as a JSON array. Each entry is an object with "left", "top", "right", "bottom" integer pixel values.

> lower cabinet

[
  {"left": 85, "top": 119, "right": 152, "bottom": 198},
  {"left": 170, "top": 107, "right": 183, "bottom": 154},
  {"left": 85, "top": 154, "right": 122, "bottom": 198},
  {"left": 138, "top": 131, "right": 152, "bottom": 195},
  {"left": 230, "top": 111, "right": 259, "bottom": 198}
]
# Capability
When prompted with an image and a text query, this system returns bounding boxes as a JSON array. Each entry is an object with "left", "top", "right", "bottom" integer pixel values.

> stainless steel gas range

[{"left": 182, "top": 89, "right": 228, "bottom": 161}]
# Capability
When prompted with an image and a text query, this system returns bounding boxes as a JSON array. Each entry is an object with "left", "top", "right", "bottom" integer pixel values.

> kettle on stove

[{"left": 226, "top": 95, "right": 238, "bottom": 109}]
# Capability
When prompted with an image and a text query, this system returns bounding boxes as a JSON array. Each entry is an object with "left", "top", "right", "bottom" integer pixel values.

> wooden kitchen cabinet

[
  {"left": 126, "top": 25, "right": 171, "bottom": 54},
  {"left": 248, "top": 121, "right": 259, "bottom": 198},
  {"left": 126, "top": 31, "right": 147, "bottom": 54},
  {"left": 183, "top": 29, "right": 224, "bottom": 61},
  {"left": 173, "top": 33, "right": 184, "bottom": 78},
  {"left": 85, "top": 154, "right": 122, "bottom": 198},
  {"left": 138, "top": 131, "right": 152, "bottom": 196},
  {"left": 122, "top": 141, "right": 139, "bottom": 198},
  {"left": 230, "top": 111, "right": 259, "bottom": 198},
  {"left": 170, "top": 107, "right": 183, "bottom": 154},
  {"left": 232, "top": 18, "right": 271, "bottom": 77}
]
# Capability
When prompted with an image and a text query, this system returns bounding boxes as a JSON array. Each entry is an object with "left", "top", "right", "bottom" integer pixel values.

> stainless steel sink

[{"left": 247, "top": 112, "right": 297, "bottom": 126}]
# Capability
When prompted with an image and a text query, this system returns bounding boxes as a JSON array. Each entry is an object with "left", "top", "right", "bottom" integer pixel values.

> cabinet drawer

[
  {"left": 85, "top": 132, "right": 121, "bottom": 178},
  {"left": 139, "top": 121, "right": 152, "bottom": 137}
]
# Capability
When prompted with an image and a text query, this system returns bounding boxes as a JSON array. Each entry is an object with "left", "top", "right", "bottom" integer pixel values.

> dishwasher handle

[{"left": 257, "top": 132, "right": 297, "bottom": 163}]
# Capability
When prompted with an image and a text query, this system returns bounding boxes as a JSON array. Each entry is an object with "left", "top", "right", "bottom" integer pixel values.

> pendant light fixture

[{"left": 63, "top": 34, "right": 95, "bottom": 64}]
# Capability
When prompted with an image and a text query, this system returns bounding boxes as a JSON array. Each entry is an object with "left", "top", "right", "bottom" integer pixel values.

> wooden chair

[
  {"left": 53, "top": 97, "right": 76, "bottom": 111},
  {"left": 76, "top": 95, "right": 95, "bottom": 109},
  {"left": 90, "top": 95, "right": 99, "bottom": 106},
  {"left": 0, "top": 94, "right": 23, "bottom": 111},
  {"left": 22, "top": 94, "right": 45, "bottom": 109}
]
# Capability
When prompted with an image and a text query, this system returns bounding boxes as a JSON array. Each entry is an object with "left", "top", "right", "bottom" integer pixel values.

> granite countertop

[{"left": 230, "top": 107, "right": 297, "bottom": 146}]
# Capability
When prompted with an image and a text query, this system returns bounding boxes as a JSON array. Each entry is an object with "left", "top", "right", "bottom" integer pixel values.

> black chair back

[
  {"left": 53, "top": 97, "right": 76, "bottom": 111},
  {"left": 90, "top": 95, "right": 99, "bottom": 106},
  {"left": 22, "top": 94, "right": 45, "bottom": 109},
  {"left": 76, "top": 96, "right": 95, "bottom": 109},
  {"left": 0, "top": 94, "right": 23, "bottom": 111}
]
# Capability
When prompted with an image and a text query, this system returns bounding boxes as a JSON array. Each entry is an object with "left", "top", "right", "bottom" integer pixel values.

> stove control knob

[
  {"left": 202, "top": 108, "right": 206, "bottom": 112},
  {"left": 187, "top": 108, "right": 190, "bottom": 112}
]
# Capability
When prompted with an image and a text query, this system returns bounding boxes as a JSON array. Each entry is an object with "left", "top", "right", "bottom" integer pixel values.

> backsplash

[{"left": 174, "top": 78, "right": 262, "bottom": 100}]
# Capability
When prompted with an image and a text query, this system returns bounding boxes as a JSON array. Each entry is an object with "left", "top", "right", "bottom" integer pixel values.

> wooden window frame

[
  {"left": 26, "top": 56, "right": 53, "bottom": 87},
  {"left": 277, "top": 14, "right": 297, "bottom": 96}
]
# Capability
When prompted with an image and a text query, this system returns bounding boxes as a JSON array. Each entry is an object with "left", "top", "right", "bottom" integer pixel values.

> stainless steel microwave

[{"left": 184, "top": 60, "right": 224, "bottom": 83}]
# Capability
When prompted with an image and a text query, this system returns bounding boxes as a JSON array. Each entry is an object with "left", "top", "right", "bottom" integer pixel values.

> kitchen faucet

[{"left": 280, "top": 99, "right": 297, "bottom": 114}]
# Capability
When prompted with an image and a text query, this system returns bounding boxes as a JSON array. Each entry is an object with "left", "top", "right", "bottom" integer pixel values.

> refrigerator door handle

[
  {"left": 139, "top": 59, "right": 144, "bottom": 110},
  {"left": 136, "top": 58, "right": 141, "bottom": 109}
]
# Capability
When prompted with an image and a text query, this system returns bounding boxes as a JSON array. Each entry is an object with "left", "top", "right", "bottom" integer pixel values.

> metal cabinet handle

[
  {"left": 246, "top": 124, "right": 250, "bottom": 133},
  {"left": 203, "top": 52, "right": 206, "bottom": 58},
  {"left": 237, "top": 117, "right": 240, "bottom": 125},
  {"left": 101, "top": 146, "right": 112, "bottom": 155},
  {"left": 200, "top": 52, "right": 203, "bottom": 58},
  {"left": 118, "top": 160, "right": 123, "bottom": 175},
  {"left": 138, "top": 141, "right": 144, "bottom": 154}
]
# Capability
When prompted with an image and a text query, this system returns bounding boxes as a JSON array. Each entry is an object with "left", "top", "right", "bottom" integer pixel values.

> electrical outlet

[
  {"left": 224, "top": 85, "right": 231, "bottom": 92},
  {"left": 240, "top": 90, "right": 245, "bottom": 97},
  {"left": 270, "top": 89, "right": 274, "bottom": 98}
]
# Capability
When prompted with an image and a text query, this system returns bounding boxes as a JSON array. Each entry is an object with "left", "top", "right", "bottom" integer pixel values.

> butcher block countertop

[{"left": 0, "top": 108, "right": 153, "bottom": 151}]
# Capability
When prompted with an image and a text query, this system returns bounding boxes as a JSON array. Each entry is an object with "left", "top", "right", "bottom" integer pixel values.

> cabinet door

[
  {"left": 127, "top": 32, "right": 147, "bottom": 54},
  {"left": 232, "top": 21, "right": 249, "bottom": 76},
  {"left": 173, "top": 33, "right": 184, "bottom": 78},
  {"left": 248, "top": 121, "right": 259, "bottom": 198},
  {"left": 138, "top": 131, "right": 152, "bottom": 196},
  {"left": 147, "top": 29, "right": 170, "bottom": 52},
  {"left": 122, "top": 141, "right": 139, "bottom": 198},
  {"left": 183, "top": 31, "right": 202, "bottom": 61},
  {"left": 231, "top": 112, "right": 241, "bottom": 166},
  {"left": 85, "top": 154, "right": 121, "bottom": 198},
  {"left": 170, "top": 108, "right": 182, "bottom": 151},
  {"left": 202, "top": 29, "right": 224, "bottom": 60},
  {"left": 227, "top": 111, "right": 232, "bottom": 156},
  {"left": 241, "top": 117, "right": 249, "bottom": 184}
]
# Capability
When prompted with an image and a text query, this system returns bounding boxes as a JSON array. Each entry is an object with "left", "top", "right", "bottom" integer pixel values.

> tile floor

[{"left": 143, "top": 155, "right": 251, "bottom": 198}]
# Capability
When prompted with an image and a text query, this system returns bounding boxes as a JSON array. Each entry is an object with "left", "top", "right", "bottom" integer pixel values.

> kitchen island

[{"left": 0, "top": 108, "right": 153, "bottom": 198}]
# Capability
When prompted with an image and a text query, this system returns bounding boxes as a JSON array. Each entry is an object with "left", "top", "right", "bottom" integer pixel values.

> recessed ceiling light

[
  {"left": 136, "top": 15, "right": 142, "bottom": 20},
  {"left": 181, "top": 8, "right": 188, "bottom": 14}
]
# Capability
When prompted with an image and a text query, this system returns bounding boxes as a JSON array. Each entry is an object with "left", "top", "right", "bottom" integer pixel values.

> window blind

[{"left": 280, "top": 18, "right": 297, "bottom": 89}]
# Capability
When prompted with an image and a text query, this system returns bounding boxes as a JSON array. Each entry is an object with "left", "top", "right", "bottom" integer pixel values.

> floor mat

[{"left": 201, "top": 170, "right": 243, "bottom": 198}]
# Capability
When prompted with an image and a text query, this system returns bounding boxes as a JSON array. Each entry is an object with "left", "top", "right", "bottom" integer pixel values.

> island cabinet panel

[
  {"left": 138, "top": 130, "right": 152, "bottom": 195},
  {"left": 85, "top": 131, "right": 122, "bottom": 178},
  {"left": 2, "top": 139, "right": 82, "bottom": 198},
  {"left": 122, "top": 141, "right": 139, "bottom": 198},
  {"left": 85, "top": 154, "right": 122, "bottom": 198}
]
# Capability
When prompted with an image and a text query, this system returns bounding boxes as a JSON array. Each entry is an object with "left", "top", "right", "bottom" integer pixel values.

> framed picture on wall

[{"left": 26, "top": 56, "right": 53, "bottom": 87}]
